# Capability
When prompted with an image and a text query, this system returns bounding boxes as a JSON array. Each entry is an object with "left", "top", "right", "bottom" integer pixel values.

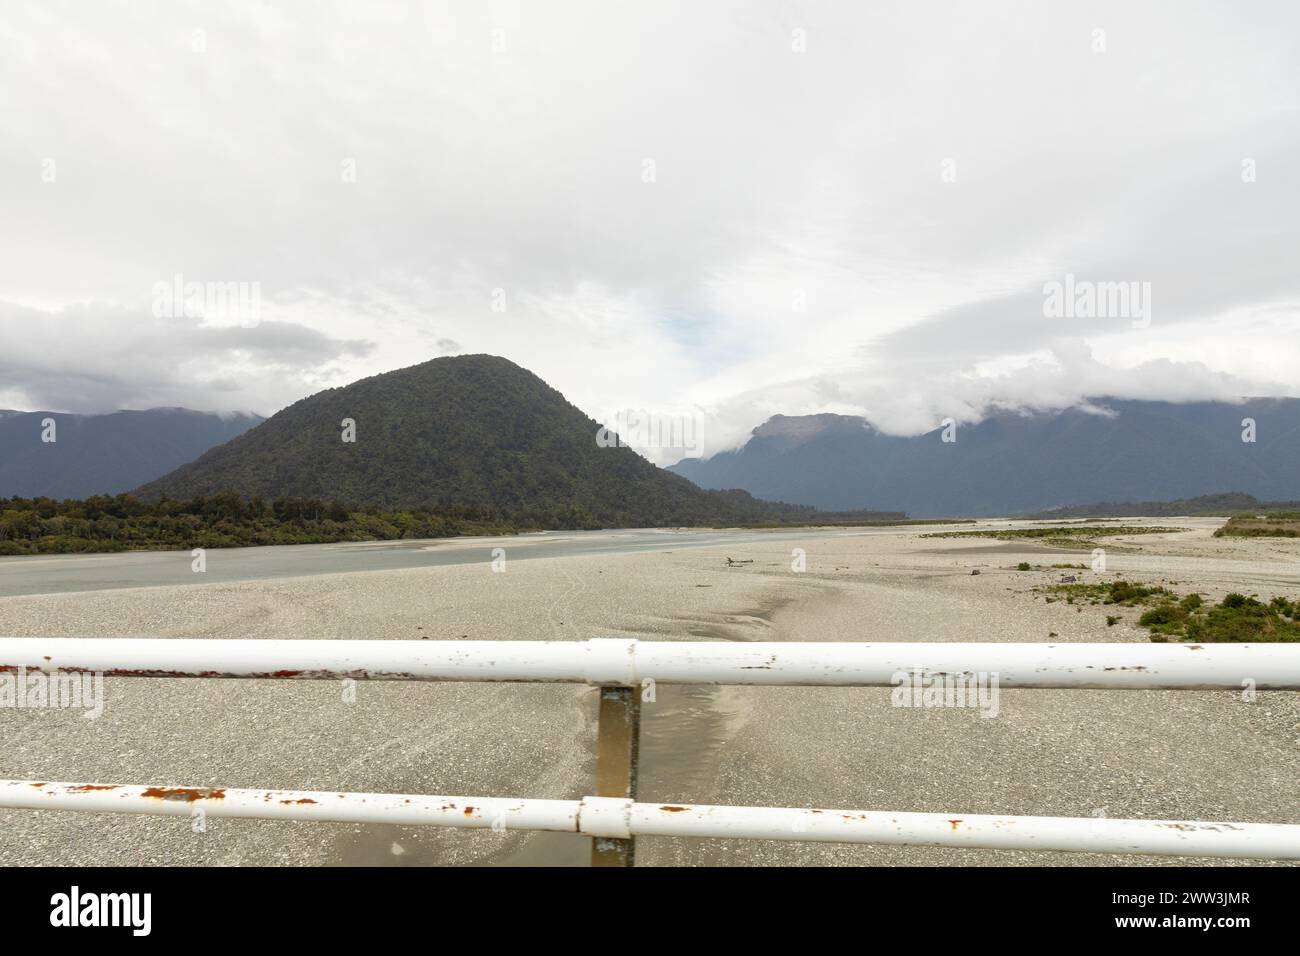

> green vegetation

[
  {"left": 922, "top": 525, "right": 1187, "bottom": 549},
  {"left": 1016, "top": 561, "right": 1032, "bottom": 570},
  {"left": 0, "top": 493, "right": 527, "bottom": 554},
  {"left": 1214, "top": 515, "right": 1300, "bottom": 538},
  {"left": 1042, "top": 579, "right": 1173, "bottom": 606},
  {"left": 1139, "top": 593, "right": 1300, "bottom": 643},
  {"left": 1031, "top": 492, "right": 1300, "bottom": 519},
  {"left": 0, "top": 492, "right": 934, "bottom": 556},
  {"left": 924, "top": 526, "right": 1186, "bottom": 540},
  {"left": 1037, "top": 578, "right": 1300, "bottom": 643}
]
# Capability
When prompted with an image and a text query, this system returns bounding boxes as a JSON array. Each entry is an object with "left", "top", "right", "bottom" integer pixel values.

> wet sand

[{"left": 1, "top": 517, "right": 1297, "bottom": 866}]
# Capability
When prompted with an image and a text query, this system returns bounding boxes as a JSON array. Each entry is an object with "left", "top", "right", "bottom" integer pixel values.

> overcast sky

[{"left": 2, "top": 0, "right": 1298, "bottom": 462}]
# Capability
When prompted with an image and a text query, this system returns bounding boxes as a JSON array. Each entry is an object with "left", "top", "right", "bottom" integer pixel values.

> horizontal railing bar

[
  {"left": 0, "top": 780, "right": 577, "bottom": 831},
  {"left": 3, "top": 780, "right": 1297, "bottom": 859},
  {"left": 1, "top": 637, "right": 1297, "bottom": 688}
]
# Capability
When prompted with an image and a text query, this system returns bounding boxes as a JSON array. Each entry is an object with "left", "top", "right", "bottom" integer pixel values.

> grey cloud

[
  {"left": 198, "top": 322, "right": 373, "bottom": 362},
  {"left": 0, "top": 301, "right": 375, "bottom": 413},
  {"left": 0, "top": 1, "right": 1297, "bottom": 429}
]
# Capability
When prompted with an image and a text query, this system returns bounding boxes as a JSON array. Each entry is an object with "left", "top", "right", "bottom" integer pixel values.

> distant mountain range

[
  {"left": 137, "top": 355, "right": 892, "bottom": 527},
  {"left": 669, "top": 400, "right": 1300, "bottom": 517},
  {"left": 14, "top": 367, "right": 1296, "bottom": 524},
  {"left": 0, "top": 408, "right": 263, "bottom": 500}
]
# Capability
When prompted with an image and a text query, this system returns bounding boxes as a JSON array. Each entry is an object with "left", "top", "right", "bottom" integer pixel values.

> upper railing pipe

[{"left": 0, "top": 637, "right": 1296, "bottom": 689}]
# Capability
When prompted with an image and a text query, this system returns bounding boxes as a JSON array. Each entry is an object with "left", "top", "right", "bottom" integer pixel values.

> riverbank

[{"left": 1, "top": 517, "right": 1296, "bottom": 866}]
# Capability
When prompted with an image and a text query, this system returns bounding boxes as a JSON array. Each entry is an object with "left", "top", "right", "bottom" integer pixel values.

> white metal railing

[
  {"left": 4, "top": 781, "right": 1297, "bottom": 859},
  {"left": 1, "top": 637, "right": 1296, "bottom": 688},
  {"left": 2, "top": 637, "right": 1298, "bottom": 863}
]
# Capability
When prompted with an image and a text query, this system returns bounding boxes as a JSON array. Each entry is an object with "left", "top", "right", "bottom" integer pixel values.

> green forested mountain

[{"left": 136, "top": 355, "right": 880, "bottom": 527}]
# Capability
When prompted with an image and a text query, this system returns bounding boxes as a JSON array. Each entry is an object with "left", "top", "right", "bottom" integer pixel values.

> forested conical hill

[{"left": 137, "top": 354, "right": 867, "bottom": 526}]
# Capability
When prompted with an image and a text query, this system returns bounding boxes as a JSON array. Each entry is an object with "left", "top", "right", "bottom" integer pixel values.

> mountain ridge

[
  {"left": 670, "top": 399, "right": 1300, "bottom": 516},
  {"left": 0, "top": 407, "right": 264, "bottom": 499}
]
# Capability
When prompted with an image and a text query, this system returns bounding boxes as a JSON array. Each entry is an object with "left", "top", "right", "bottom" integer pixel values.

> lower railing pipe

[{"left": 3, "top": 781, "right": 1297, "bottom": 860}]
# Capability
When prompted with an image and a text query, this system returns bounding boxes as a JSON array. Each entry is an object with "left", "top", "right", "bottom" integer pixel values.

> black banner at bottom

[{"left": 0, "top": 864, "right": 1292, "bottom": 942}]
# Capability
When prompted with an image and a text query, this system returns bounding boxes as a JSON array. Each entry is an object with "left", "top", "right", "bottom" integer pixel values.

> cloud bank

[{"left": 1, "top": 1, "right": 1297, "bottom": 462}]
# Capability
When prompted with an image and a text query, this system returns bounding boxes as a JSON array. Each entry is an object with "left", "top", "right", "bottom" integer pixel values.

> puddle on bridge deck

[
  {"left": 332, "top": 683, "right": 749, "bottom": 867},
  {"left": 333, "top": 824, "right": 591, "bottom": 867}
]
